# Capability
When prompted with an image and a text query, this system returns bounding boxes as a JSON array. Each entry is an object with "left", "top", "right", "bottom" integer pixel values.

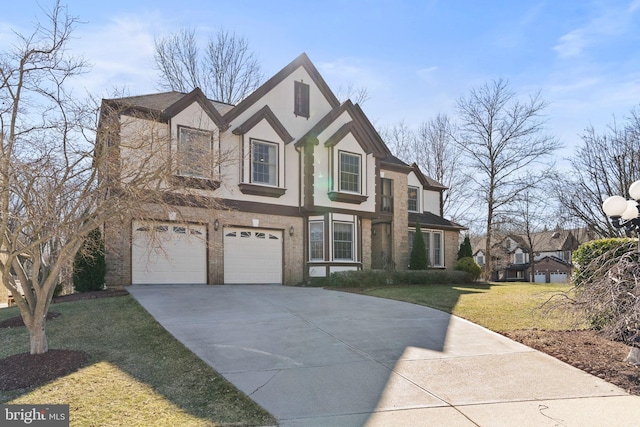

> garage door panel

[
  {"left": 132, "top": 221, "right": 207, "bottom": 285},
  {"left": 224, "top": 227, "right": 282, "bottom": 284}
]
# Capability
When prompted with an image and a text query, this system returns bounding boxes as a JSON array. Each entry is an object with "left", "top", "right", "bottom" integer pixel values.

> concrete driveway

[{"left": 128, "top": 285, "right": 640, "bottom": 426}]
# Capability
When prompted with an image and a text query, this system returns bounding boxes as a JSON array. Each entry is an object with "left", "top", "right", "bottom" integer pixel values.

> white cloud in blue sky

[{"left": 2, "top": 0, "right": 640, "bottom": 158}]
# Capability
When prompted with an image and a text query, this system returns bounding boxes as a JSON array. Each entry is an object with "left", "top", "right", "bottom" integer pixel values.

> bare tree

[
  {"left": 454, "top": 78, "right": 559, "bottom": 279},
  {"left": 154, "top": 28, "right": 263, "bottom": 104},
  {"left": 0, "top": 3, "right": 224, "bottom": 354},
  {"left": 509, "top": 182, "right": 557, "bottom": 281},
  {"left": 379, "top": 120, "right": 414, "bottom": 162},
  {"left": 414, "top": 114, "right": 467, "bottom": 220},
  {"left": 335, "top": 82, "right": 371, "bottom": 105},
  {"left": 555, "top": 108, "right": 640, "bottom": 237}
]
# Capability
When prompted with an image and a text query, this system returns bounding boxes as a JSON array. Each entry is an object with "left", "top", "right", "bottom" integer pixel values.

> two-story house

[
  {"left": 473, "top": 228, "right": 594, "bottom": 283},
  {"left": 99, "top": 53, "right": 463, "bottom": 287}
]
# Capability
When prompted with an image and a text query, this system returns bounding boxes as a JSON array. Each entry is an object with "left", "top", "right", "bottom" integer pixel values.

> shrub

[
  {"left": 409, "top": 222, "right": 428, "bottom": 270},
  {"left": 457, "top": 236, "right": 473, "bottom": 260},
  {"left": 73, "top": 228, "right": 106, "bottom": 293},
  {"left": 454, "top": 257, "right": 482, "bottom": 281},
  {"left": 572, "top": 238, "right": 636, "bottom": 287},
  {"left": 324, "top": 269, "right": 471, "bottom": 288}
]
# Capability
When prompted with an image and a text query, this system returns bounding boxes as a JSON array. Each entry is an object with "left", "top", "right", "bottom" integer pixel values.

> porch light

[
  {"left": 289, "top": 226, "right": 294, "bottom": 236},
  {"left": 214, "top": 219, "right": 220, "bottom": 231},
  {"left": 602, "top": 180, "right": 640, "bottom": 233}
]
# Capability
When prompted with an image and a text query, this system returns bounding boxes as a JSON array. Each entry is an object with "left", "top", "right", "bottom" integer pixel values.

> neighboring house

[
  {"left": 472, "top": 229, "right": 594, "bottom": 283},
  {"left": 99, "top": 53, "right": 464, "bottom": 287}
]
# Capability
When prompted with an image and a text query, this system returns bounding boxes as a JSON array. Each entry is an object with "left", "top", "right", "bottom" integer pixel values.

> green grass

[
  {"left": 0, "top": 296, "right": 275, "bottom": 427},
  {"left": 361, "top": 282, "right": 580, "bottom": 332}
]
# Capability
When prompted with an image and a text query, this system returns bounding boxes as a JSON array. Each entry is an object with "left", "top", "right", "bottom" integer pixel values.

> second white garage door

[{"left": 224, "top": 227, "right": 283, "bottom": 284}]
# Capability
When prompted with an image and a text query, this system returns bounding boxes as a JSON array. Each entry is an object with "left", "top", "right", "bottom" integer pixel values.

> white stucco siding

[
  {"left": 423, "top": 190, "right": 440, "bottom": 215},
  {"left": 230, "top": 67, "right": 335, "bottom": 141},
  {"left": 312, "top": 130, "right": 376, "bottom": 212},
  {"left": 171, "top": 102, "right": 221, "bottom": 135}
]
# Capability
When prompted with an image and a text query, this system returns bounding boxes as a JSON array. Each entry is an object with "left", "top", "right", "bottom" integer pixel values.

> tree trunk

[
  {"left": 28, "top": 317, "right": 48, "bottom": 355},
  {"left": 625, "top": 347, "right": 640, "bottom": 366}
]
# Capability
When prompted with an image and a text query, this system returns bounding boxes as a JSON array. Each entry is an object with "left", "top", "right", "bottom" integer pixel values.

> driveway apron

[{"left": 128, "top": 285, "right": 640, "bottom": 427}]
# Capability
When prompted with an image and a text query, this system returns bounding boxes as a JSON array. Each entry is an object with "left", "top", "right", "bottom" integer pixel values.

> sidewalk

[{"left": 128, "top": 285, "right": 640, "bottom": 426}]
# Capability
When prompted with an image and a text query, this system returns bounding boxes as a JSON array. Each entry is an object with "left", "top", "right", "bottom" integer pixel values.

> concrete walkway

[{"left": 128, "top": 285, "right": 640, "bottom": 426}]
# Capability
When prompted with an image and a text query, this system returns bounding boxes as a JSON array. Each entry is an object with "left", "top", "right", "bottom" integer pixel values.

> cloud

[
  {"left": 553, "top": 30, "right": 587, "bottom": 58},
  {"left": 73, "top": 12, "right": 163, "bottom": 96},
  {"left": 553, "top": 2, "right": 640, "bottom": 59}
]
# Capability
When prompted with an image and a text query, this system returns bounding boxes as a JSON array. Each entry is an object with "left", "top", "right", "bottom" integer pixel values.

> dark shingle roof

[
  {"left": 107, "top": 91, "right": 234, "bottom": 116},
  {"left": 409, "top": 212, "right": 466, "bottom": 231}
]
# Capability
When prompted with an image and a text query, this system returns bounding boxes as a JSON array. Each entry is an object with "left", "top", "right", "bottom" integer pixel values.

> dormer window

[
  {"left": 339, "top": 151, "right": 361, "bottom": 193},
  {"left": 251, "top": 139, "right": 278, "bottom": 186},
  {"left": 177, "top": 126, "right": 212, "bottom": 179},
  {"left": 294, "top": 81, "right": 310, "bottom": 118},
  {"left": 408, "top": 186, "right": 419, "bottom": 212}
]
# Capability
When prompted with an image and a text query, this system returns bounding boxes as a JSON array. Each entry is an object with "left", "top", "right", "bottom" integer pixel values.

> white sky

[{"left": 3, "top": 0, "right": 640, "bottom": 163}]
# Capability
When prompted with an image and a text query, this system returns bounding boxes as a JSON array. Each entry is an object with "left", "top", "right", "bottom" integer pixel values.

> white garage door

[
  {"left": 132, "top": 221, "right": 207, "bottom": 284},
  {"left": 224, "top": 227, "right": 282, "bottom": 284},
  {"left": 534, "top": 273, "right": 547, "bottom": 283},
  {"left": 550, "top": 272, "right": 568, "bottom": 283}
]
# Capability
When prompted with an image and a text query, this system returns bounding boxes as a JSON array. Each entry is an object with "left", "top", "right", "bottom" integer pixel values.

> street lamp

[{"left": 602, "top": 180, "right": 640, "bottom": 234}]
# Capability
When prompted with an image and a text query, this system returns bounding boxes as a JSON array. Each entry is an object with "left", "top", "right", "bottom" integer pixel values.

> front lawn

[
  {"left": 0, "top": 296, "right": 275, "bottom": 427},
  {"left": 361, "top": 282, "right": 578, "bottom": 332}
]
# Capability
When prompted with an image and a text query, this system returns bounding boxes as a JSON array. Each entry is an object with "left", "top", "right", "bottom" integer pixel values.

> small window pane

[
  {"left": 269, "top": 234, "right": 279, "bottom": 240},
  {"left": 333, "top": 222, "right": 353, "bottom": 261},
  {"left": 240, "top": 231, "right": 251, "bottom": 238},
  {"left": 339, "top": 153, "right": 360, "bottom": 193},
  {"left": 190, "top": 229, "right": 203, "bottom": 235},
  {"left": 252, "top": 141, "right": 277, "bottom": 186},
  {"left": 309, "top": 222, "right": 324, "bottom": 261},
  {"left": 408, "top": 187, "right": 419, "bottom": 212},
  {"left": 256, "top": 232, "right": 266, "bottom": 239},
  {"left": 173, "top": 226, "right": 186, "bottom": 234},
  {"left": 178, "top": 127, "right": 212, "bottom": 179},
  {"left": 226, "top": 232, "right": 237, "bottom": 237},
  {"left": 155, "top": 226, "right": 168, "bottom": 232}
]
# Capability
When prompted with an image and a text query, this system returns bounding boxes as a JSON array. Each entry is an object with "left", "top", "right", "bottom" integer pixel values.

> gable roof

[
  {"left": 232, "top": 105, "right": 294, "bottom": 143},
  {"left": 297, "top": 100, "right": 390, "bottom": 158},
  {"left": 223, "top": 52, "right": 340, "bottom": 124},
  {"left": 411, "top": 163, "right": 447, "bottom": 190}
]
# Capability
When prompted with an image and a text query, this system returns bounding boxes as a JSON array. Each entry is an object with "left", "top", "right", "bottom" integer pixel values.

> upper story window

[
  {"left": 339, "top": 151, "right": 361, "bottom": 193},
  {"left": 515, "top": 252, "right": 525, "bottom": 264},
  {"left": 294, "top": 81, "right": 310, "bottom": 118},
  {"left": 251, "top": 139, "right": 278, "bottom": 186},
  {"left": 408, "top": 186, "right": 419, "bottom": 212},
  {"left": 381, "top": 178, "right": 393, "bottom": 213},
  {"left": 178, "top": 127, "right": 212, "bottom": 179}
]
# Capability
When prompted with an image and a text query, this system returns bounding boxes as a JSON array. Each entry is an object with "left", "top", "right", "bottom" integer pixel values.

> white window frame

[
  {"left": 338, "top": 151, "right": 361, "bottom": 193},
  {"left": 408, "top": 228, "right": 444, "bottom": 268},
  {"left": 251, "top": 139, "right": 278, "bottom": 186},
  {"left": 408, "top": 186, "right": 420, "bottom": 212},
  {"left": 177, "top": 127, "right": 213, "bottom": 179},
  {"left": 333, "top": 221, "right": 354, "bottom": 261},
  {"left": 309, "top": 221, "right": 324, "bottom": 261}
]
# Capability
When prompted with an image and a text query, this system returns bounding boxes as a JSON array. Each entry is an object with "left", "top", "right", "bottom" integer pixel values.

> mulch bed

[
  {"left": 0, "top": 350, "right": 89, "bottom": 390},
  {"left": 0, "top": 289, "right": 127, "bottom": 391}
]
